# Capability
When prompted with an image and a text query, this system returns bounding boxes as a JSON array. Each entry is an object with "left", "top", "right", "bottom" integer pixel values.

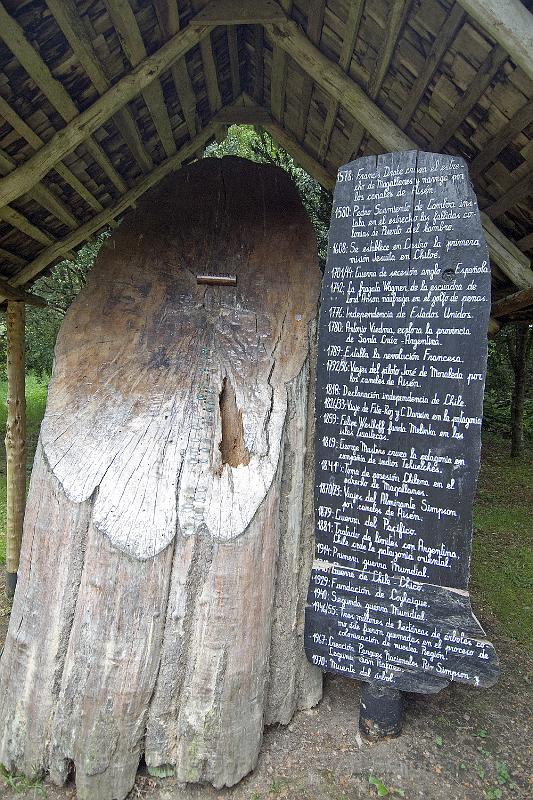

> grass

[
  {"left": 471, "top": 434, "right": 533, "bottom": 650},
  {"left": 0, "top": 376, "right": 530, "bottom": 653}
]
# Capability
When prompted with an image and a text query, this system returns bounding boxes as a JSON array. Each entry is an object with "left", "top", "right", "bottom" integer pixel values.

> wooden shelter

[{"left": 0, "top": 0, "right": 532, "bottom": 597}]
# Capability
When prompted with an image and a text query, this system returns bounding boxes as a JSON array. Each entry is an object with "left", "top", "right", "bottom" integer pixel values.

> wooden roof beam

[
  {"left": 266, "top": 17, "right": 413, "bottom": 152},
  {"left": 0, "top": 95, "right": 104, "bottom": 213},
  {"left": 397, "top": 3, "right": 465, "bottom": 129},
  {"left": 317, "top": 1, "right": 364, "bottom": 163},
  {"left": 367, "top": 1, "right": 412, "bottom": 100},
  {"left": 0, "top": 2, "right": 127, "bottom": 194},
  {"left": 270, "top": 1, "right": 293, "bottom": 124},
  {"left": 0, "top": 147, "right": 79, "bottom": 230},
  {"left": 0, "top": 277, "right": 46, "bottom": 307},
  {"left": 227, "top": 26, "right": 241, "bottom": 99},
  {"left": 46, "top": 0, "right": 153, "bottom": 174},
  {"left": 480, "top": 213, "right": 533, "bottom": 289},
  {"left": 483, "top": 171, "right": 533, "bottom": 220},
  {"left": 456, "top": 0, "right": 533, "bottom": 83},
  {"left": 153, "top": 0, "right": 199, "bottom": 138},
  {"left": 0, "top": 3, "right": 128, "bottom": 192},
  {"left": 492, "top": 286, "right": 533, "bottom": 319},
  {"left": 103, "top": 0, "right": 176, "bottom": 157},
  {"left": 200, "top": 33, "right": 222, "bottom": 115},
  {"left": 295, "top": 1, "right": 326, "bottom": 143},
  {"left": 0, "top": 16, "right": 212, "bottom": 209},
  {"left": 265, "top": 16, "right": 533, "bottom": 291},
  {"left": 253, "top": 24, "right": 264, "bottom": 104},
  {"left": 430, "top": 43, "right": 508, "bottom": 152},
  {"left": 470, "top": 98, "right": 533, "bottom": 177}
]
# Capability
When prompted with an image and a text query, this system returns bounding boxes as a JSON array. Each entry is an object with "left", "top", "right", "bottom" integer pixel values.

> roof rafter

[
  {"left": 153, "top": 0, "right": 199, "bottom": 138},
  {"left": 0, "top": 2, "right": 127, "bottom": 194},
  {"left": 0, "top": 95, "right": 104, "bottom": 213},
  {"left": 0, "top": 100, "right": 255, "bottom": 303},
  {"left": 294, "top": 0, "right": 326, "bottom": 142},
  {"left": 317, "top": 0, "right": 364, "bottom": 163},
  {"left": 103, "top": 0, "right": 176, "bottom": 157},
  {"left": 430, "top": 42, "right": 508, "bottom": 152},
  {"left": 397, "top": 3, "right": 465, "bottom": 129},
  {"left": 45, "top": 0, "right": 153, "bottom": 174},
  {"left": 470, "top": 98, "right": 533, "bottom": 177},
  {"left": 367, "top": 0, "right": 412, "bottom": 100},
  {"left": 456, "top": 0, "right": 533, "bottom": 82},
  {"left": 270, "top": 0, "right": 293, "bottom": 124},
  {"left": 0, "top": 17, "right": 212, "bottom": 209},
  {"left": 265, "top": 14, "right": 532, "bottom": 290}
]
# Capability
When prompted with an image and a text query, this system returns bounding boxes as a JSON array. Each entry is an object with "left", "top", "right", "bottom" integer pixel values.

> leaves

[{"left": 368, "top": 774, "right": 390, "bottom": 797}]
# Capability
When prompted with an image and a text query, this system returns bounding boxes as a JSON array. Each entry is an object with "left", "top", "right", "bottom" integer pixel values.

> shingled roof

[{"left": 0, "top": 0, "right": 531, "bottom": 327}]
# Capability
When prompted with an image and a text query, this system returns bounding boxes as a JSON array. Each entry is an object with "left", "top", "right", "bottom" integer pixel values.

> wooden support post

[{"left": 5, "top": 301, "right": 26, "bottom": 598}]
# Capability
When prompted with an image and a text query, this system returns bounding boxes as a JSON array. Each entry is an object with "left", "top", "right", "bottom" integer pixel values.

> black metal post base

[
  {"left": 359, "top": 682, "right": 403, "bottom": 740},
  {"left": 5, "top": 571, "right": 17, "bottom": 599}
]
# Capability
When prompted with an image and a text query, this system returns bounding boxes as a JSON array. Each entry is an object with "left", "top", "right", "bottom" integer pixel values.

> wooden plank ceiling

[{"left": 0, "top": 0, "right": 531, "bottom": 325}]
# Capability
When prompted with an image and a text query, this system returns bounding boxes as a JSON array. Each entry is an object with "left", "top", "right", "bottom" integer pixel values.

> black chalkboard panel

[{"left": 305, "top": 151, "right": 499, "bottom": 693}]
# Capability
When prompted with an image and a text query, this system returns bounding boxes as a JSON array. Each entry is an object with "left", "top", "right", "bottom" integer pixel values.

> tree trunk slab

[{"left": 0, "top": 157, "right": 322, "bottom": 799}]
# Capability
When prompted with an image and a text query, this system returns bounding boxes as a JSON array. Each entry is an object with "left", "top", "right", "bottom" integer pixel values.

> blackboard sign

[{"left": 305, "top": 151, "right": 499, "bottom": 693}]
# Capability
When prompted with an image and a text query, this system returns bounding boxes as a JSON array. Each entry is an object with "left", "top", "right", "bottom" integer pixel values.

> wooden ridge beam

[
  {"left": 431, "top": 43, "right": 508, "bottom": 152},
  {"left": 397, "top": 3, "right": 465, "bottom": 129},
  {"left": 153, "top": 0, "right": 198, "bottom": 138},
  {"left": 190, "top": 0, "right": 286, "bottom": 26},
  {"left": 0, "top": 16, "right": 211, "bottom": 210},
  {"left": 104, "top": 0, "right": 176, "bottom": 158},
  {"left": 46, "top": 0, "right": 153, "bottom": 173},
  {"left": 0, "top": 95, "right": 104, "bottom": 213},
  {"left": 456, "top": 0, "right": 533, "bottom": 83},
  {"left": 0, "top": 111, "right": 223, "bottom": 300},
  {"left": 0, "top": 2, "right": 127, "bottom": 194},
  {"left": 483, "top": 171, "right": 533, "bottom": 219},
  {"left": 470, "top": 99, "right": 533, "bottom": 177},
  {"left": 491, "top": 285, "right": 533, "bottom": 318},
  {"left": 317, "top": 0, "right": 364, "bottom": 163},
  {"left": 295, "top": 0, "right": 326, "bottom": 143}
]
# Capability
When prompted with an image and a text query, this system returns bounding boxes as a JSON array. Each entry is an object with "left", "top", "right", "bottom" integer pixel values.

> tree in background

[{"left": 485, "top": 323, "right": 533, "bottom": 455}]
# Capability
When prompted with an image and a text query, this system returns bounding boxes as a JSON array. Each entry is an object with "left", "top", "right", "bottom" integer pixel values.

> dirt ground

[{"left": 0, "top": 574, "right": 531, "bottom": 800}]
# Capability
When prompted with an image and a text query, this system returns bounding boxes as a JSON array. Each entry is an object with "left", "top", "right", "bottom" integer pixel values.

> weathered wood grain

[{"left": 0, "top": 157, "right": 321, "bottom": 799}]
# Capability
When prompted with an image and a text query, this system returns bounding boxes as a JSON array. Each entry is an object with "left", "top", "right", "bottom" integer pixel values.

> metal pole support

[{"left": 359, "top": 682, "right": 403, "bottom": 740}]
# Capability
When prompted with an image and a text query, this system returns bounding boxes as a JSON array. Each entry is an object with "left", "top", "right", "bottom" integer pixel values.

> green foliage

[
  {"left": 472, "top": 437, "right": 533, "bottom": 649},
  {"left": 205, "top": 125, "right": 332, "bottom": 266}
]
